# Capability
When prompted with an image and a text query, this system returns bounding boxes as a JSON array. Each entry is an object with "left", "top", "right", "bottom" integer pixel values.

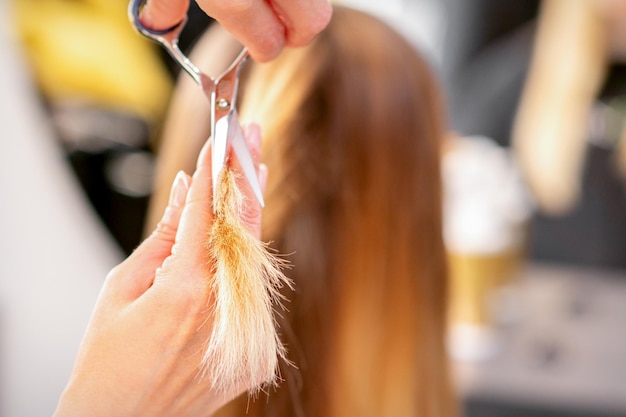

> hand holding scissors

[
  {"left": 130, "top": 0, "right": 264, "bottom": 211},
  {"left": 136, "top": 0, "right": 332, "bottom": 62}
]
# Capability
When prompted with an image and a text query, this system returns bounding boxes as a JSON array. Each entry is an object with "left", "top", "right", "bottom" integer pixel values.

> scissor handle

[
  {"left": 128, "top": 0, "right": 202, "bottom": 85},
  {"left": 129, "top": 0, "right": 262, "bottom": 209}
]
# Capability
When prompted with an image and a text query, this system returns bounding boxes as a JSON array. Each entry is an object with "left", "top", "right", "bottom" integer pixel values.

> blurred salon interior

[{"left": 1, "top": 0, "right": 626, "bottom": 415}]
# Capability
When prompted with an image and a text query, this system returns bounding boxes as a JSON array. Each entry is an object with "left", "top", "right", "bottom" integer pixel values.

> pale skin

[
  {"left": 512, "top": 0, "right": 626, "bottom": 215},
  {"left": 511, "top": 0, "right": 608, "bottom": 215},
  {"left": 54, "top": 125, "right": 268, "bottom": 417},
  {"left": 139, "top": 0, "right": 333, "bottom": 62}
]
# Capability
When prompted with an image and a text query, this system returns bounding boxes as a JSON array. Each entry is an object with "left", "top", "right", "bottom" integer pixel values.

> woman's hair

[
  {"left": 225, "top": 6, "right": 452, "bottom": 417},
  {"left": 148, "top": 5, "right": 454, "bottom": 417}
]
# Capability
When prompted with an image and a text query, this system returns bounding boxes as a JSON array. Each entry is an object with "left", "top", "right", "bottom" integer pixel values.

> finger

[
  {"left": 245, "top": 123, "right": 268, "bottom": 195},
  {"left": 165, "top": 138, "right": 216, "bottom": 269},
  {"left": 269, "top": 0, "right": 333, "bottom": 47},
  {"left": 135, "top": 141, "right": 216, "bottom": 312},
  {"left": 230, "top": 123, "right": 264, "bottom": 236},
  {"left": 242, "top": 122, "right": 262, "bottom": 170},
  {"left": 114, "top": 171, "right": 191, "bottom": 299},
  {"left": 140, "top": 0, "right": 189, "bottom": 32},
  {"left": 197, "top": 0, "right": 286, "bottom": 61}
]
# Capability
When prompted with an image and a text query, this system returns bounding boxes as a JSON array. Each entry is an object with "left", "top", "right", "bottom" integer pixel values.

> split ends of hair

[{"left": 201, "top": 166, "right": 292, "bottom": 395}]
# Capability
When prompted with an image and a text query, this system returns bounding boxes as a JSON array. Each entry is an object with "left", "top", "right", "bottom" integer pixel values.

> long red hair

[{"left": 217, "top": 6, "right": 454, "bottom": 417}]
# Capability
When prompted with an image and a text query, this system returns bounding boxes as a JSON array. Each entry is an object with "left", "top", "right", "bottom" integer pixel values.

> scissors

[{"left": 128, "top": 0, "right": 264, "bottom": 211}]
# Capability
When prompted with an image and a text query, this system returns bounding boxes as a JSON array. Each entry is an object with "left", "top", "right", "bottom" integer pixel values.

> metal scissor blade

[
  {"left": 229, "top": 112, "right": 265, "bottom": 208},
  {"left": 212, "top": 116, "right": 230, "bottom": 208}
]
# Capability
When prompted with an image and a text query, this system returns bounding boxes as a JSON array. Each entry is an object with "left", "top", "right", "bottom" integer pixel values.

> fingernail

[{"left": 169, "top": 171, "right": 189, "bottom": 208}]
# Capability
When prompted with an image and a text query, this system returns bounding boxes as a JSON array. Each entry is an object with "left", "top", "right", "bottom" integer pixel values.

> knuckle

[
  {"left": 155, "top": 281, "right": 202, "bottom": 321},
  {"left": 153, "top": 219, "right": 177, "bottom": 241},
  {"left": 103, "top": 263, "right": 124, "bottom": 287},
  {"left": 106, "top": 263, "right": 123, "bottom": 280},
  {"left": 156, "top": 260, "right": 213, "bottom": 316},
  {"left": 252, "top": 31, "right": 285, "bottom": 61},
  {"left": 240, "top": 200, "right": 262, "bottom": 236},
  {"left": 172, "top": 285, "right": 213, "bottom": 326}
]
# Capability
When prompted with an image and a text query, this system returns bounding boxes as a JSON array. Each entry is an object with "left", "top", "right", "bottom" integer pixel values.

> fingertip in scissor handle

[
  {"left": 128, "top": 0, "right": 184, "bottom": 36},
  {"left": 129, "top": 0, "right": 202, "bottom": 84}
]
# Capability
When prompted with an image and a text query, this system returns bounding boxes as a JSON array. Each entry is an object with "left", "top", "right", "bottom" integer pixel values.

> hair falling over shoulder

[{"left": 215, "top": 5, "right": 456, "bottom": 417}]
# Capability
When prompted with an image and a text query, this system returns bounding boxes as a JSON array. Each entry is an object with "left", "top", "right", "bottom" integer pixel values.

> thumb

[{"left": 140, "top": 0, "right": 189, "bottom": 32}]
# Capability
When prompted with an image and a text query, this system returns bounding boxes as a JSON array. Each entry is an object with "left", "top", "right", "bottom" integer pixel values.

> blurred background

[{"left": 2, "top": 0, "right": 626, "bottom": 415}]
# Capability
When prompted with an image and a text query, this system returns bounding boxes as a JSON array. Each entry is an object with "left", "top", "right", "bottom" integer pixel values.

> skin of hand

[
  {"left": 54, "top": 124, "right": 268, "bottom": 417},
  {"left": 598, "top": 0, "right": 626, "bottom": 61},
  {"left": 139, "top": 0, "right": 332, "bottom": 62}
]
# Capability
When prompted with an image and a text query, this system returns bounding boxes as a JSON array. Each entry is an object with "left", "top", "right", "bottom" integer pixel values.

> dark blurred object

[
  {"left": 530, "top": 65, "right": 626, "bottom": 269},
  {"left": 440, "top": 0, "right": 540, "bottom": 146},
  {"left": 465, "top": 397, "right": 626, "bottom": 417},
  {"left": 530, "top": 146, "right": 626, "bottom": 269},
  {"left": 52, "top": 102, "right": 154, "bottom": 254},
  {"left": 53, "top": 102, "right": 149, "bottom": 152}
]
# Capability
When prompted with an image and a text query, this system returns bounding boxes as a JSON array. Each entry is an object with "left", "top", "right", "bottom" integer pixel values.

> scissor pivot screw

[{"left": 217, "top": 98, "right": 230, "bottom": 110}]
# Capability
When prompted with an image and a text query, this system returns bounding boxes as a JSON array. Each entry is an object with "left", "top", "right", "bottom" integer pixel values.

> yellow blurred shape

[
  {"left": 448, "top": 249, "right": 523, "bottom": 325},
  {"left": 13, "top": 0, "right": 172, "bottom": 123}
]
